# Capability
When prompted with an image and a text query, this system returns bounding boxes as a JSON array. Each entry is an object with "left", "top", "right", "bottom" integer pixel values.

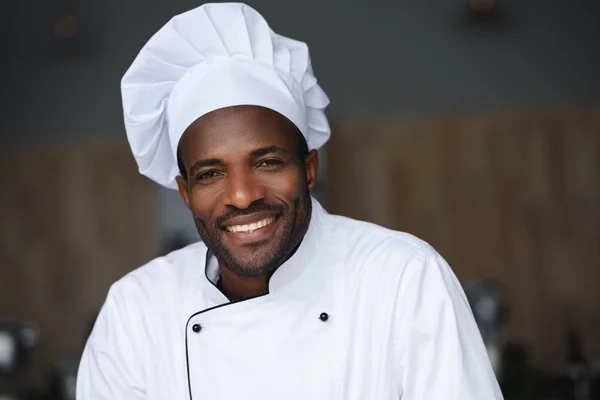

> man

[{"left": 76, "top": 3, "right": 503, "bottom": 399}]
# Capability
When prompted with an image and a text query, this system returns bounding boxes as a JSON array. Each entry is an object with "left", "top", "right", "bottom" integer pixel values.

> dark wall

[{"left": 1, "top": 0, "right": 599, "bottom": 146}]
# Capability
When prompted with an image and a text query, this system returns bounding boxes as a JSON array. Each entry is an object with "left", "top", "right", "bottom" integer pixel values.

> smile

[{"left": 224, "top": 217, "right": 276, "bottom": 233}]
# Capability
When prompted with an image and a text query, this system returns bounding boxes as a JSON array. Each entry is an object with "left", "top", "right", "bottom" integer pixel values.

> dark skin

[{"left": 175, "top": 105, "right": 318, "bottom": 302}]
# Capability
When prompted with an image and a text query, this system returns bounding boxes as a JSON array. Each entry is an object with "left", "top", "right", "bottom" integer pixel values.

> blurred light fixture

[
  {"left": 0, "top": 319, "right": 38, "bottom": 376},
  {"left": 469, "top": 0, "right": 495, "bottom": 14},
  {"left": 54, "top": 13, "right": 77, "bottom": 39}
]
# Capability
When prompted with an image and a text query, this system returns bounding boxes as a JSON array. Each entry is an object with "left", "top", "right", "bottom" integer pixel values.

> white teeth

[{"left": 225, "top": 217, "right": 275, "bottom": 233}]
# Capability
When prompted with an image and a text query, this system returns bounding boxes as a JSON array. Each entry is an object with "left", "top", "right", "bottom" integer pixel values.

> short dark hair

[{"left": 177, "top": 130, "right": 309, "bottom": 180}]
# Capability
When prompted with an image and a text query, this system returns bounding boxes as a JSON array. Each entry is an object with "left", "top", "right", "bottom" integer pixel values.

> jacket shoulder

[
  {"left": 324, "top": 212, "right": 437, "bottom": 260},
  {"left": 109, "top": 241, "right": 207, "bottom": 304}
]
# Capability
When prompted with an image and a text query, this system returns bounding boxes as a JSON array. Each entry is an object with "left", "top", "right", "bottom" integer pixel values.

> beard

[{"left": 194, "top": 193, "right": 312, "bottom": 277}]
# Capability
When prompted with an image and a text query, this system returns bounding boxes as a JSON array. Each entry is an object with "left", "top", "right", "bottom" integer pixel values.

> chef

[{"left": 76, "top": 3, "right": 503, "bottom": 399}]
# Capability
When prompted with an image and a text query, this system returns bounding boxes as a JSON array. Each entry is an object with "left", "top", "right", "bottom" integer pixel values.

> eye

[
  {"left": 196, "top": 170, "right": 220, "bottom": 181},
  {"left": 258, "top": 159, "right": 283, "bottom": 168}
]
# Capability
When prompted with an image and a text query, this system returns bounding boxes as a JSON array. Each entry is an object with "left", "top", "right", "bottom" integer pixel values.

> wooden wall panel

[
  {"left": 326, "top": 107, "right": 600, "bottom": 370},
  {"left": 0, "top": 143, "right": 158, "bottom": 386}
]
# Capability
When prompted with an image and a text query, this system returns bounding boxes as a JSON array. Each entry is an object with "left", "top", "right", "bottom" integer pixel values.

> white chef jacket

[{"left": 76, "top": 198, "right": 503, "bottom": 399}]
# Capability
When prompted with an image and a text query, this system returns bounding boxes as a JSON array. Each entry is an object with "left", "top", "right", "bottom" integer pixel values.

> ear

[
  {"left": 175, "top": 175, "right": 191, "bottom": 209},
  {"left": 304, "top": 149, "right": 319, "bottom": 191}
]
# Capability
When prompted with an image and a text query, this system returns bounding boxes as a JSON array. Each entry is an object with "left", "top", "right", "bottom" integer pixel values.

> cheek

[
  {"left": 188, "top": 191, "right": 218, "bottom": 225},
  {"left": 262, "top": 169, "right": 306, "bottom": 198}
]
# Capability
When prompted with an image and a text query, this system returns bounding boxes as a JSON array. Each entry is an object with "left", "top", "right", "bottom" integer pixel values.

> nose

[{"left": 223, "top": 169, "right": 265, "bottom": 210}]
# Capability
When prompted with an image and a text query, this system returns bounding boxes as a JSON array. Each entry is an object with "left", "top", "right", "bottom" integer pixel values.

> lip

[
  {"left": 222, "top": 214, "right": 280, "bottom": 245},
  {"left": 220, "top": 211, "right": 280, "bottom": 228}
]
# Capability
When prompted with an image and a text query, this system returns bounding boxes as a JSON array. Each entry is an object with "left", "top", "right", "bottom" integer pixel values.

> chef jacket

[{"left": 76, "top": 197, "right": 503, "bottom": 399}]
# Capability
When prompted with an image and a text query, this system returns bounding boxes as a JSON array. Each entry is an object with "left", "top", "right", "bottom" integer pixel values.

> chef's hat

[{"left": 121, "top": 2, "right": 331, "bottom": 189}]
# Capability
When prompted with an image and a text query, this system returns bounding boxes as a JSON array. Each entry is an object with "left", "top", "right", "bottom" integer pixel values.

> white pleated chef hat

[{"left": 121, "top": 2, "right": 331, "bottom": 189}]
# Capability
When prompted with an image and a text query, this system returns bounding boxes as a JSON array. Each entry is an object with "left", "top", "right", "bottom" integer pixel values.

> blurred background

[{"left": 1, "top": 0, "right": 599, "bottom": 399}]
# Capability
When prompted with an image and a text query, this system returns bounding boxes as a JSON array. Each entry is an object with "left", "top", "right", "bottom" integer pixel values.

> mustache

[{"left": 214, "top": 200, "right": 286, "bottom": 228}]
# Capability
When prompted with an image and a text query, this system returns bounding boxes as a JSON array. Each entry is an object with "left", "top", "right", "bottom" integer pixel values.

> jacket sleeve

[
  {"left": 393, "top": 249, "right": 504, "bottom": 399},
  {"left": 77, "top": 281, "right": 147, "bottom": 399}
]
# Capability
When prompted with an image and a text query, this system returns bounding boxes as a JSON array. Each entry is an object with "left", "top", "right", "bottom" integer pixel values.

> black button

[
  {"left": 192, "top": 324, "right": 201, "bottom": 333},
  {"left": 319, "top": 312, "right": 329, "bottom": 322}
]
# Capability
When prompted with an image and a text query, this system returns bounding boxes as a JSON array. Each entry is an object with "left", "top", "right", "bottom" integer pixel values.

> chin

[{"left": 224, "top": 244, "right": 285, "bottom": 277}]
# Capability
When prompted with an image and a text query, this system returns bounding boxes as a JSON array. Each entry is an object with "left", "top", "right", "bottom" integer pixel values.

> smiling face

[{"left": 175, "top": 105, "right": 318, "bottom": 277}]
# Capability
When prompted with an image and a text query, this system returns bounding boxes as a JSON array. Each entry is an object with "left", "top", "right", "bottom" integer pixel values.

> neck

[
  {"left": 215, "top": 238, "right": 306, "bottom": 301},
  {"left": 217, "top": 264, "right": 271, "bottom": 302}
]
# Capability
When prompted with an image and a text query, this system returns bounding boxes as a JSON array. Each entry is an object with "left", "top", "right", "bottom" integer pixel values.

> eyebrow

[
  {"left": 189, "top": 158, "right": 222, "bottom": 173},
  {"left": 251, "top": 145, "right": 289, "bottom": 157},
  {"left": 189, "top": 146, "right": 289, "bottom": 173}
]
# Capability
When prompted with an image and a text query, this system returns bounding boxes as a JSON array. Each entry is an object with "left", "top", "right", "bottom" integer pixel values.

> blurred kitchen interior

[{"left": 1, "top": 0, "right": 599, "bottom": 399}]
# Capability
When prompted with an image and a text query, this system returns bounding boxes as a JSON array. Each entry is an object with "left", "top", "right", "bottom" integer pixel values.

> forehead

[{"left": 178, "top": 105, "right": 301, "bottom": 159}]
